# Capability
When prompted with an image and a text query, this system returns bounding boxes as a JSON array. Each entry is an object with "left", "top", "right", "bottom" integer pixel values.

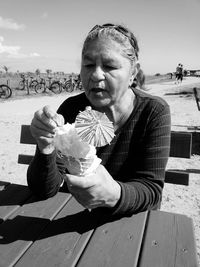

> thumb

[
  {"left": 43, "top": 105, "right": 64, "bottom": 127},
  {"left": 56, "top": 114, "right": 65, "bottom": 127},
  {"left": 43, "top": 105, "right": 57, "bottom": 119}
]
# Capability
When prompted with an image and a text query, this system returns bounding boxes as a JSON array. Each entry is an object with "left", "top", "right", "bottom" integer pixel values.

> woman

[{"left": 27, "top": 23, "right": 171, "bottom": 215}]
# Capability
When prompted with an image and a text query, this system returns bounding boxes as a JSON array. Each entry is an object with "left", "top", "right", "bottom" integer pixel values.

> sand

[{"left": 0, "top": 77, "right": 200, "bottom": 263}]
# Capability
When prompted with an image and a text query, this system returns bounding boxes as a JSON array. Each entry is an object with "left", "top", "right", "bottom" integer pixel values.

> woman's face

[{"left": 80, "top": 37, "right": 134, "bottom": 109}]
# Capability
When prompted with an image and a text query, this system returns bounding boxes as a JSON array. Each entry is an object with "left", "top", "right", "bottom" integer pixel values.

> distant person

[
  {"left": 27, "top": 23, "right": 171, "bottom": 216},
  {"left": 175, "top": 63, "right": 183, "bottom": 84},
  {"left": 175, "top": 64, "right": 180, "bottom": 84},
  {"left": 179, "top": 64, "right": 183, "bottom": 83}
]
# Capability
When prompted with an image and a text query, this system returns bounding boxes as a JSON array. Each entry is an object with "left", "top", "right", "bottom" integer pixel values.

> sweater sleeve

[
  {"left": 26, "top": 93, "right": 88, "bottom": 198},
  {"left": 112, "top": 101, "right": 171, "bottom": 215},
  {"left": 27, "top": 146, "right": 69, "bottom": 198}
]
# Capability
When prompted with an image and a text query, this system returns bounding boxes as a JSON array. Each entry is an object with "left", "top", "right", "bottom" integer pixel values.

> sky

[{"left": 0, "top": 0, "right": 200, "bottom": 75}]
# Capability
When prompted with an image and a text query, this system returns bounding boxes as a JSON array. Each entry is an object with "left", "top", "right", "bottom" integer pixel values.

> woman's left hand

[{"left": 65, "top": 164, "right": 121, "bottom": 210}]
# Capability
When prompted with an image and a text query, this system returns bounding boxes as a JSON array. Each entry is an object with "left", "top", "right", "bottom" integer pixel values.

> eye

[
  {"left": 103, "top": 60, "right": 119, "bottom": 70},
  {"left": 104, "top": 65, "right": 117, "bottom": 70},
  {"left": 84, "top": 63, "right": 94, "bottom": 68}
]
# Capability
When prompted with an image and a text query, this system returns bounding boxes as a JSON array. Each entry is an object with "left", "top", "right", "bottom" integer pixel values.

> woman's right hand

[{"left": 30, "top": 105, "right": 64, "bottom": 154}]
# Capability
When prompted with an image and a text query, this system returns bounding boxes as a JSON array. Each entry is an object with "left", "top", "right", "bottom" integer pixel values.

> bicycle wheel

[
  {"left": 18, "top": 81, "right": 25, "bottom": 90},
  {"left": 29, "top": 80, "right": 38, "bottom": 90},
  {"left": 50, "top": 82, "right": 62, "bottom": 94},
  {"left": 0, "top": 85, "right": 12, "bottom": 99},
  {"left": 65, "top": 81, "right": 74, "bottom": 92},
  {"left": 35, "top": 83, "right": 45, "bottom": 93}
]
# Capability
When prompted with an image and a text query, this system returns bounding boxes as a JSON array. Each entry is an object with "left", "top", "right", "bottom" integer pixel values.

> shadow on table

[
  {"left": 0, "top": 206, "right": 133, "bottom": 244},
  {"left": 0, "top": 181, "right": 48, "bottom": 207}
]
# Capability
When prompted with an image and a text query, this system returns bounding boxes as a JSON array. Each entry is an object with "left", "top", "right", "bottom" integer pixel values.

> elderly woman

[{"left": 27, "top": 23, "right": 171, "bottom": 215}]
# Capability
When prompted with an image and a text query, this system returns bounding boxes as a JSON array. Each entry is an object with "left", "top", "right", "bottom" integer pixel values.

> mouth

[{"left": 90, "top": 87, "right": 105, "bottom": 93}]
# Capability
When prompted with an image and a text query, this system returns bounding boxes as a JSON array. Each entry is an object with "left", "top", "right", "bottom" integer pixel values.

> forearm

[
  {"left": 112, "top": 179, "right": 163, "bottom": 215},
  {"left": 27, "top": 147, "right": 63, "bottom": 198}
]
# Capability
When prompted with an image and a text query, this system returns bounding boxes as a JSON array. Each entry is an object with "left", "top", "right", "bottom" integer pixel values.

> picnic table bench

[
  {"left": 193, "top": 87, "right": 200, "bottom": 111},
  {"left": 18, "top": 125, "right": 192, "bottom": 186},
  {"left": 0, "top": 181, "right": 198, "bottom": 267}
]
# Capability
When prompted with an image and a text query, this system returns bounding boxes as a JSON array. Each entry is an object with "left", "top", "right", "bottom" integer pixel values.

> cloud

[
  {"left": 7, "top": 52, "right": 41, "bottom": 58},
  {"left": 0, "top": 16, "right": 25, "bottom": 30},
  {"left": 0, "top": 36, "right": 20, "bottom": 55},
  {"left": 30, "top": 52, "right": 40, "bottom": 57},
  {"left": 0, "top": 36, "right": 40, "bottom": 58}
]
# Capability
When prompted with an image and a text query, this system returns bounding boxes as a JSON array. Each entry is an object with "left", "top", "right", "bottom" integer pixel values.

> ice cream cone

[
  {"left": 54, "top": 120, "right": 102, "bottom": 176},
  {"left": 64, "top": 155, "right": 101, "bottom": 176}
]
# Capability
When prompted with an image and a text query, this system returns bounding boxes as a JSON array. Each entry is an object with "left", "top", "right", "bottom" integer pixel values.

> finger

[
  {"left": 30, "top": 123, "right": 56, "bottom": 139},
  {"left": 34, "top": 109, "right": 57, "bottom": 130},
  {"left": 44, "top": 106, "right": 65, "bottom": 127},
  {"left": 31, "top": 116, "right": 56, "bottom": 134},
  {"left": 43, "top": 106, "right": 64, "bottom": 127},
  {"left": 55, "top": 113, "right": 65, "bottom": 127},
  {"left": 43, "top": 105, "right": 57, "bottom": 119},
  {"left": 43, "top": 106, "right": 59, "bottom": 128},
  {"left": 65, "top": 174, "right": 93, "bottom": 189},
  {"left": 86, "top": 201, "right": 104, "bottom": 209}
]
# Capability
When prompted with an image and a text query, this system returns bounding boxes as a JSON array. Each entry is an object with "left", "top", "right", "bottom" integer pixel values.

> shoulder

[
  {"left": 57, "top": 92, "right": 90, "bottom": 123},
  {"left": 131, "top": 89, "right": 171, "bottom": 131},
  {"left": 132, "top": 88, "right": 171, "bottom": 125},
  {"left": 133, "top": 88, "right": 169, "bottom": 111}
]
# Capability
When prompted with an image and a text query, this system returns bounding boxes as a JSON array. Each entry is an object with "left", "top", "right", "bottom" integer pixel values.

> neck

[{"left": 107, "top": 89, "right": 135, "bottom": 132}]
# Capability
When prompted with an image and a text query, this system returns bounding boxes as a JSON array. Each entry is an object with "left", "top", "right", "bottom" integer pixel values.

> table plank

[
  {"left": 0, "top": 190, "right": 71, "bottom": 267},
  {"left": 138, "top": 211, "right": 199, "bottom": 267},
  {"left": 15, "top": 197, "right": 97, "bottom": 267},
  {"left": 0, "top": 183, "right": 32, "bottom": 223},
  {"left": 76, "top": 211, "right": 148, "bottom": 267}
]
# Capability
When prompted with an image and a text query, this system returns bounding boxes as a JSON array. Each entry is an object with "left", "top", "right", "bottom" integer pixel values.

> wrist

[
  {"left": 108, "top": 181, "right": 121, "bottom": 208},
  {"left": 38, "top": 143, "right": 55, "bottom": 155}
]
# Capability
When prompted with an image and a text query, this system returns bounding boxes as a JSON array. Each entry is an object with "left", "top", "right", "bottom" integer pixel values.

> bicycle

[
  {"left": 74, "top": 79, "right": 83, "bottom": 90},
  {"left": 35, "top": 77, "right": 62, "bottom": 94},
  {"left": 49, "top": 78, "right": 74, "bottom": 93},
  {"left": 18, "top": 75, "right": 38, "bottom": 91},
  {"left": 17, "top": 74, "right": 26, "bottom": 90},
  {"left": 0, "top": 84, "right": 12, "bottom": 99},
  {"left": 52, "top": 77, "right": 83, "bottom": 93}
]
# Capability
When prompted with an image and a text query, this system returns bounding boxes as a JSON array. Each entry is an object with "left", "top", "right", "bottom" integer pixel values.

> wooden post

[{"left": 26, "top": 79, "right": 30, "bottom": 95}]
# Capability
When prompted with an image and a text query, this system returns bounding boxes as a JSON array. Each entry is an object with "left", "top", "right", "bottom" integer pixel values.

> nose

[{"left": 91, "top": 66, "right": 105, "bottom": 81}]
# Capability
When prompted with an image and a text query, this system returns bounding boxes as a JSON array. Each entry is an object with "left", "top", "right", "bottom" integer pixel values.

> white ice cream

[{"left": 54, "top": 123, "right": 101, "bottom": 175}]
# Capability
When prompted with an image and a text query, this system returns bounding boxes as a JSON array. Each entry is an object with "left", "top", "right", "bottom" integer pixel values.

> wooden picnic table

[{"left": 0, "top": 181, "right": 198, "bottom": 267}]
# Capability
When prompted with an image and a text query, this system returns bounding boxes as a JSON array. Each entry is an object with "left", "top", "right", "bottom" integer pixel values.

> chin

[{"left": 89, "top": 97, "right": 110, "bottom": 109}]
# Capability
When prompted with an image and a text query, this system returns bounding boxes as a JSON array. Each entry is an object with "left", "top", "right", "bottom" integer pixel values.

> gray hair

[{"left": 82, "top": 23, "right": 139, "bottom": 66}]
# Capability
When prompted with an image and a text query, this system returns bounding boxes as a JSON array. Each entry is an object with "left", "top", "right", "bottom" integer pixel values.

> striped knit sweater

[{"left": 27, "top": 88, "right": 171, "bottom": 216}]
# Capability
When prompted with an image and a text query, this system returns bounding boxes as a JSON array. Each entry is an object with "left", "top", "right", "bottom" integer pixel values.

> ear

[
  {"left": 129, "top": 74, "right": 135, "bottom": 87},
  {"left": 133, "top": 61, "right": 140, "bottom": 77},
  {"left": 129, "top": 64, "right": 139, "bottom": 86}
]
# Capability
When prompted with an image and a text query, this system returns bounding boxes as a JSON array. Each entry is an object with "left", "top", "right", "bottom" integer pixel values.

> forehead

[{"left": 82, "top": 37, "right": 125, "bottom": 60}]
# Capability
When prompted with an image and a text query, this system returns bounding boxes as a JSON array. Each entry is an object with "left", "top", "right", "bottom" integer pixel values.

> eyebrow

[
  {"left": 82, "top": 54, "right": 92, "bottom": 60},
  {"left": 82, "top": 54, "right": 119, "bottom": 63}
]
